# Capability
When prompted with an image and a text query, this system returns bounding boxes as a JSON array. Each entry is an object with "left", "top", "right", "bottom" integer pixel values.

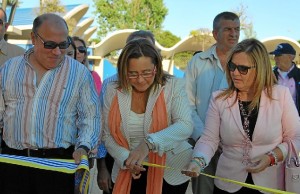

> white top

[
  {"left": 128, "top": 111, "right": 146, "bottom": 150},
  {"left": 111, "top": 111, "right": 147, "bottom": 182}
]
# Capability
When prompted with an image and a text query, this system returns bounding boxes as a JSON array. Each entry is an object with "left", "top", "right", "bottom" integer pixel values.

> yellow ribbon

[
  {"left": 0, "top": 154, "right": 90, "bottom": 194},
  {"left": 142, "top": 162, "right": 296, "bottom": 194}
]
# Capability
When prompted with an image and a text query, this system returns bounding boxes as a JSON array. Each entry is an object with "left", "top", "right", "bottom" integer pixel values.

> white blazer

[
  {"left": 193, "top": 85, "right": 300, "bottom": 193},
  {"left": 102, "top": 77, "right": 193, "bottom": 185}
]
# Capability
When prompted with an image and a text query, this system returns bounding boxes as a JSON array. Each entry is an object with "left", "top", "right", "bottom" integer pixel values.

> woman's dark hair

[
  {"left": 68, "top": 36, "right": 77, "bottom": 59},
  {"left": 72, "top": 36, "right": 88, "bottom": 65},
  {"left": 126, "top": 30, "right": 155, "bottom": 45}
]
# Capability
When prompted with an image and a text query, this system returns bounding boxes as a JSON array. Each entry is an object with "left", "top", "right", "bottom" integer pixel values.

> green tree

[
  {"left": 190, "top": 28, "right": 214, "bottom": 51},
  {"left": 93, "top": 0, "right": 168, "bottom": 39},
  {"left": 154, "top": 30, "right": 193, "bottom": 70},
  {"left": 155, "top": 30, "right": 180, "bottom": 48},
  {"left": 36, "top": 0, "right": 79, "bottom": 35},
  {"left": 38, "top": 0, "right": 65, "bottom": 15},
  {"left": 174, "top": 51, "right": 193, "bottom": 70}
]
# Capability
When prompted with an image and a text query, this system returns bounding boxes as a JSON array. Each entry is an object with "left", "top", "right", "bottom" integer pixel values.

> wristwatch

[{"left": 144, "top": 136, "right": 155, "bottom": 151}]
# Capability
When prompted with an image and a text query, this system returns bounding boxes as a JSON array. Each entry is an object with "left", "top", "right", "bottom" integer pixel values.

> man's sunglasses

[
  {"left": 35, "top": 33, "right": 70, "bottom": 49},
  {"left": 228, "top": 61, "right": 256, "bottom": 75},
  {"left": 77, "top": 46, "right": 87, "bottom": 54}
]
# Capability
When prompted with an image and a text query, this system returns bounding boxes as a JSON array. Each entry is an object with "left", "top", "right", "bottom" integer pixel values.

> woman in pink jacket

[{"left": 182, "top": 38, "right": 300, "bottom": 193}]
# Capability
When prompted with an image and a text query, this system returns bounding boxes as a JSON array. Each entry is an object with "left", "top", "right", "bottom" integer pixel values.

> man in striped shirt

[{"left": 0, "top": 13, "right": 100, "bottom": 194}]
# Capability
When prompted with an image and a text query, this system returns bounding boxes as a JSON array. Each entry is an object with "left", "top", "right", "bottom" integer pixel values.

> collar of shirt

[
  {"left": 277, "top": 65, "right": 294, "bottom": 79},
  {"left": 211, "top": 45, "right": 225, "bottom": 71}
]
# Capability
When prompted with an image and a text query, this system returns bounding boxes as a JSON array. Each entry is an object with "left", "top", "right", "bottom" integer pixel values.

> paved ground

[{"left": 88, "top": 164, "right": 193, "bottom": 194}]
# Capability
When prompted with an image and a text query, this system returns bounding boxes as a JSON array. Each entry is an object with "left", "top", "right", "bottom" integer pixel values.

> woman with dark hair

[
  {"left": 182, "top": 38, "right": 300, "bottom": 193},
  {"left": 72, "top": 36, "right": 88, "bottom": 65},
  {"left": 102, "top": 38, "right": 193, "bottom": 194},
  {"left": 66, "top": 36, "right": 77, "bottom": 59},
  {"left": 72, "top": 36, "right": 102, "bottom": 95}
]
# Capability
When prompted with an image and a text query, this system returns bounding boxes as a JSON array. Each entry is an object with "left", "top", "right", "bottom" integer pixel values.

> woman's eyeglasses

[
  {"left": 128, "top": 67, "right": 156, "bottom": 79},
  {"left": 35, "top": 33, "right": 70, "bottom": 49},
  {"left": 228, "top": 61, "right": 256, "bottom": 75},
  {"left": 77, "top": 46, "right": 87, "bottom": 54}
]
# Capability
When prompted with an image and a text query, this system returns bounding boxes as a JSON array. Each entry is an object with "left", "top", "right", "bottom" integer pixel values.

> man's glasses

[
  {"left": 128, "top": 67, "right": 156, "bottom": 79},
  {"left": 35, "top": 33, "right": 70, "bottom": 49},
  {"left": 228, "top": 61, "right": 256, "bottom": 75},
  {"left": 77, "top": 46, "right": 86, "bottom": 54}
]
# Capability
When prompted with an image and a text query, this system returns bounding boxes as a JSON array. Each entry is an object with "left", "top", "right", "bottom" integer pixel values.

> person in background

[
  {"left": 0, "top": 13, "right": 100, "bottom": 194},
  {"left": 98, "top": 30, "right": 156, "bottom": 92},
  {"left": 182, "top": 38, "right": 300, "bottom": 193},
  {"left": 72, "top": 36, "right": 102, "bottom": 95},
  {"left": 72, "top": 36, "right": 89, "bottom": 65},
  {"left": 184, "top": 11, "right": 240, "bottom": 194},
  {"left": 102, "top": 39, "right": 193, "bottom": 194},
  {"left": 0, "top": 8, "right": 25, "bottom": 66},
  {"left": 71, "top": 36, "right": 102, "bottom": 194},
  {"left": 0, "top": 8, "right": 26, "bottom": 151},
  {"left": 97, "top": 30, "right": 156, "bottom": 194},
  {"left": 66, "top": 36, "right": 76, "bottom": 59},
  {"left": 270, "top": 43, "right": 300, "bottom": 115}
]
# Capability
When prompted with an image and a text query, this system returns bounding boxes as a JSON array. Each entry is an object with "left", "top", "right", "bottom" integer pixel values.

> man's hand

[
  {"left": 97, "top": 158, "right": 112, "bottom": 193},
  {"left": 73, "top": 148, "right": 88, "bottom": 164}
]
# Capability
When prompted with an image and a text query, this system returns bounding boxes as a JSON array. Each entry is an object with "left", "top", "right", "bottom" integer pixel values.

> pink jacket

[{"left": 194, "top": 85, "right": 300, "bottom": 193}]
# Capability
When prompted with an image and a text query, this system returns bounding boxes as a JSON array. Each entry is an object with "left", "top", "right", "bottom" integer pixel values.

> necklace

[
  {"left": 238, "top": 99, "right": 253, "bottom": 139},
  {"left": 238, "top": 94, "right": 254, "bottom": 166}
]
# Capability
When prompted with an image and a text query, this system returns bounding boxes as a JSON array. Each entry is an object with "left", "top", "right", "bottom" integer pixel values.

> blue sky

[{"left": 21, "top": 0, "right": 300, "bottom": 41}]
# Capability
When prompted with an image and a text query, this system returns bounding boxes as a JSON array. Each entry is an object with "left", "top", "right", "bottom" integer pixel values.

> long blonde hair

[{"left": 217, "top": 38, "right": 276, "bottom": 110}]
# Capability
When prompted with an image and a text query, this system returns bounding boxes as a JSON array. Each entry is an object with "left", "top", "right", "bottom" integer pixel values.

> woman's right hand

[
  {"left": 181, "top": 161, "right": 201, "bottom": 177},
  {"left": 125, "top": 140, "right": 148, "bottom": 178}
]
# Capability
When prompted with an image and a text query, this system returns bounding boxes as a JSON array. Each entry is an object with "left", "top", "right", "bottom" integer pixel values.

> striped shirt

[{"left": 0, "top": 49, "right": 101, "bottom": 150}]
